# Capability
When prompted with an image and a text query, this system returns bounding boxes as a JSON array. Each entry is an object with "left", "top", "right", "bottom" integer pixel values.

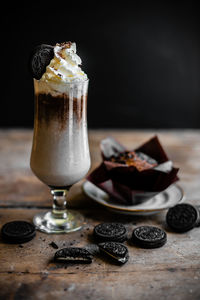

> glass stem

[{"left": 51, "top": 189, "right": 68, "bottom": 219}]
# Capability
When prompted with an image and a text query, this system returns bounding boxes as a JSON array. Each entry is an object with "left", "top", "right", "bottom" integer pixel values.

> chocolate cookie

[
  {"left": 98, "top": 242, "right": 129, "bottom": 264},
  {"left": 93, "top": 223, "right": 127, "bottom": 242},
  {"left": 132, "top": 226, "right": 167, "bottom": 248},
  {"left": 29, "top": 44, "right": 54, "bottom": 80},
  {"left": 1, "top": 221, "right": 36, "bottom": 244},
  {"left": 54, "top": 247, "right": 93, "bottom": 264},
  {"left": 166, "top": 203, "right": 198, "bottom": 232}
]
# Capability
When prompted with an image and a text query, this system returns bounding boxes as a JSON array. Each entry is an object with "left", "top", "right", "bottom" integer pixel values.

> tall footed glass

[{"left": 30, "top": 79, "right": 90, "bottom": 233}]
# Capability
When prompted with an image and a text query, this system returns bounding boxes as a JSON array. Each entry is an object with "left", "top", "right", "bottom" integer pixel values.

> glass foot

[{"left": 33, "top": 210, "right": 84, "bottom": 234}]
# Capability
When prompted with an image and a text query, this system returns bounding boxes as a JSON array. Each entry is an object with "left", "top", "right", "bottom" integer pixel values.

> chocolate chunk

[
  {"left": 166, "top": 203, "right": 198, "bottom": 233},
  {"left": 109, "top": 150, "right": 157, "bottom": 170},
  {"left": 98, "top": 242, "right": 129, "bottom": 264},
  {"left": 29, "top": 44, "right": 54, "bottom": 80},
  {"left": 1, "top": 221, "right": 36, "bottom": 244},
  {"left": 54, "top": 247, "right": 93, "bottom": 264},
  {"left": 132, "top": 226, "right": 167, "bottom": 248},
  {"left": 93, "top": 223, "right": 127, "bottom": 243}
]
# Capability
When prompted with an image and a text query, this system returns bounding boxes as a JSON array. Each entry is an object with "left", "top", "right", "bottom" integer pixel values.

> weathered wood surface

[{"left": 0, "top": 129, "right": 200, "bottom": 300}]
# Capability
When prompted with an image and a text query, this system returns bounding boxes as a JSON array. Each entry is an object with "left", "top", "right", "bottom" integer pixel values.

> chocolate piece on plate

[
  {"left": 132, "top": 226, "right": 167, "bottom": 248},
  {"left": 87, "top": 136, "right": 179, "bottom": 205},
  {"left": 1, "top": 221, "right": 36, "bottom": 244},
  {"left": 93, "top": 223, "right": 127, "bottom": 243},
  {"left": 54, "top": 247, "right": 93, "bottom": 264},
  {"left": 166, "top": 203, "right": 198, "bottom": 233},
  {"left": 98, "top": 241, "right": 129, "bottom": 264}
]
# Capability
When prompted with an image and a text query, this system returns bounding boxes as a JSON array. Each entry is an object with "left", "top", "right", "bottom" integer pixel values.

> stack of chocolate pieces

[{"left": 87, "top": 136, "right": 179, "bottom": 205}]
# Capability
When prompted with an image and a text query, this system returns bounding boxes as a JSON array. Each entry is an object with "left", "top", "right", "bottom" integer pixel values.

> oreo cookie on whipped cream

[
  {"left": 29, "top": 44, "right": 54, "bottom": 80},
  {"left": 29, "top": 41, "right": 88, "bottom": 82}
]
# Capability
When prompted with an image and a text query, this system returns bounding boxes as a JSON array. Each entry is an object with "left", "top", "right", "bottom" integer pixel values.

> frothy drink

[{"left": 30, "top": 42, "right": 90, "bottom": 188}]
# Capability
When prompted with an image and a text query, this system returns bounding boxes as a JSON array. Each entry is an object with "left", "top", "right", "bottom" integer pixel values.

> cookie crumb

[{"left": 49, "top": 241, "right": 59, "bottom": 249}]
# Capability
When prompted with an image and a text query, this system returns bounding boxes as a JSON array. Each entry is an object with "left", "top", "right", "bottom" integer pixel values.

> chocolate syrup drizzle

[{"left": 34, "top": 92, "right": 87, "bottom": 130}]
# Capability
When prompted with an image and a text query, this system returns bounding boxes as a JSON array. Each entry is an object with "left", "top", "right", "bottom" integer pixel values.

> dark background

[{"left": 1, "top": 1, "right": 200, "bottom": 128}]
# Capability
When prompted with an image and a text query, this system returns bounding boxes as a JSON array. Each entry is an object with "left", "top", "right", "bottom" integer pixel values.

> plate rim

[{"left": 82, "top": 181, "right": 184, "bottom": 213}]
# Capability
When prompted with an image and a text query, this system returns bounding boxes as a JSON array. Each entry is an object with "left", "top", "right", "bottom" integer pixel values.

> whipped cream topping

[{"left": 41, "top": 42, "right": 88, "bottom": 83}]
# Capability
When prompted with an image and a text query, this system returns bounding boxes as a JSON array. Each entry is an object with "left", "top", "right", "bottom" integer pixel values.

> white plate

[{"left": 82, "top": 181, "right": 184, "bottom": 216}]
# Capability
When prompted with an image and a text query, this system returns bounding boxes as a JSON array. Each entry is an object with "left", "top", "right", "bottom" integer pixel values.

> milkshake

[{"left": 29, "top": 42, "right": 90, "bottom": 233}]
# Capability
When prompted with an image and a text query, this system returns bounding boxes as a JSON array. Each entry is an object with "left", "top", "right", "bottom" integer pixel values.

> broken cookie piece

[{"left": 98, "top": 242, "right": 129, "bottom": 264}]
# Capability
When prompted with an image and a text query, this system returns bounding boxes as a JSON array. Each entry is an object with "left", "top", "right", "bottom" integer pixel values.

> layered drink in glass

[{"left": 30, "top": 42, "right": 90, "bottom": 233}]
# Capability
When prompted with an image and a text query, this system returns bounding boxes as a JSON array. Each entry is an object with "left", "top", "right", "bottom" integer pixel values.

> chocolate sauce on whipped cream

[{"left": 31, "top": 41, "right": 88, "bottom": 131}]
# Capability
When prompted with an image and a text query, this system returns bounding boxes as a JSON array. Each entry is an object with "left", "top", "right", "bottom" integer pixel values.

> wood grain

[{"left": 0, "top": 129, "right": 200, "bottom": 300}]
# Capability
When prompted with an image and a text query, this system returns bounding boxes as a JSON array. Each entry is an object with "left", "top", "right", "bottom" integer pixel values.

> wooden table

[{"left": 0, "top": 129, "right": 200, "bottom": 300}]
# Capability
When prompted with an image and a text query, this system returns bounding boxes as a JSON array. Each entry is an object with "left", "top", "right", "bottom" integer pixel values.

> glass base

[{"left": 33, "top": 210, "right": 83, "bottom": 234}]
